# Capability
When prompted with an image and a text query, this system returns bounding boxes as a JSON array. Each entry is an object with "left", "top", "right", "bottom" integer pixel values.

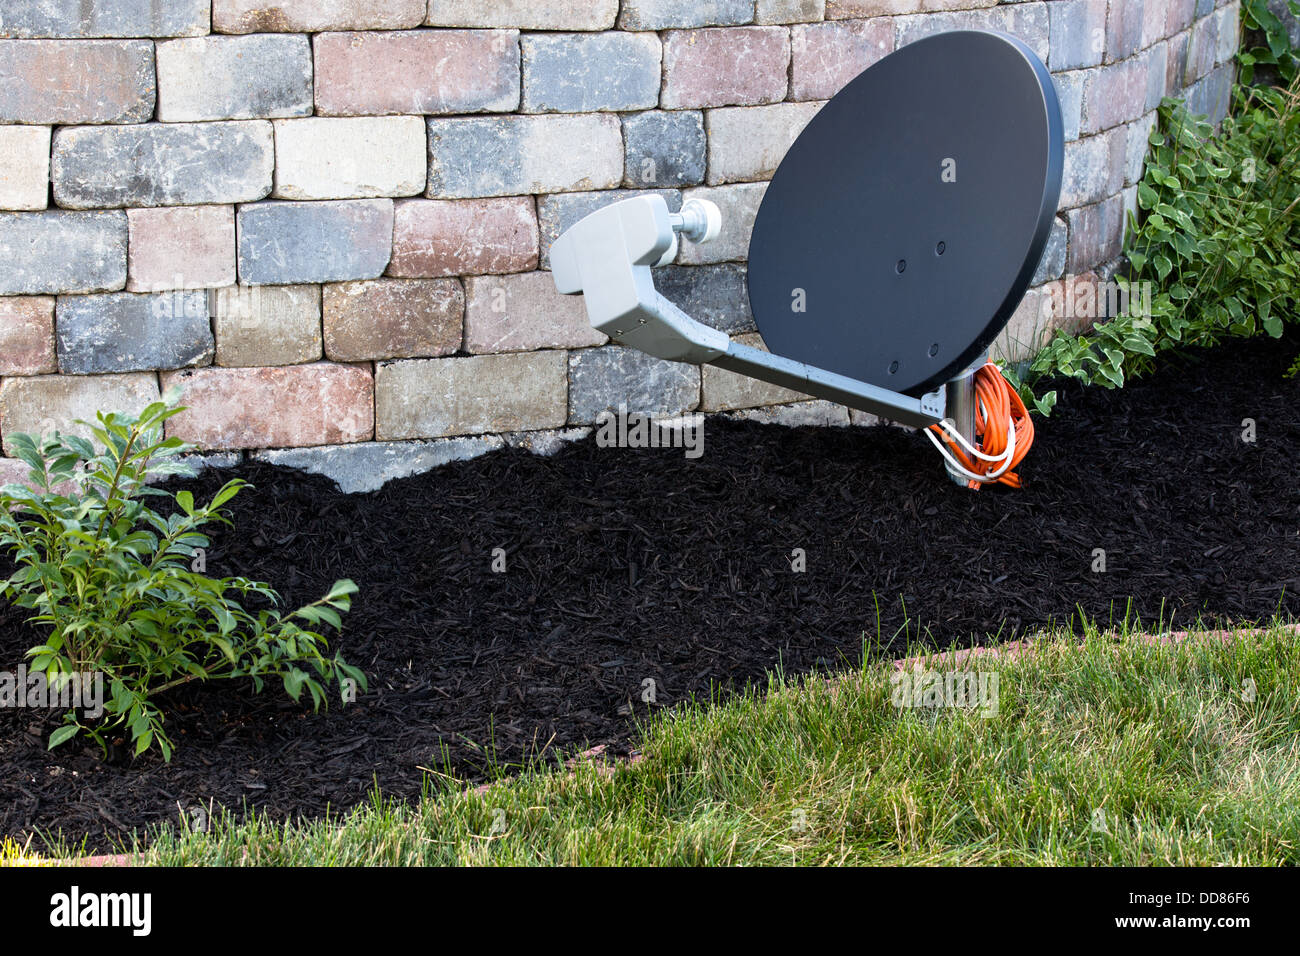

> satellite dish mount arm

[{"left": 550, "top": 195, "right": 947, "bottom": 431}]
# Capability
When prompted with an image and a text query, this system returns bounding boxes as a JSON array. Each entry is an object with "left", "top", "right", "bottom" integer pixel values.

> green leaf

[{"left": 48, "top": 724, "right": 79, "bottom": 750}]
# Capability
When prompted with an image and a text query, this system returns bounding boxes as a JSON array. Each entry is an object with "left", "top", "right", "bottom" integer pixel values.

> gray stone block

[
  {"left": 656, "top": 263, "right": 755, "bottom": 334},
  {"left": 56, "top": 291, "right": 214, "bottom": 374},
  {"left": 427, "top": 114, "right": 623, "bottom": 198},
  {"left": 522, "top": 33, "right": 661, "bottom": 113},
  {"left": 52, "top": 122, "right": 274, "bottom": 209},
  {"left": 237, "top": 200, "right": 394, "bottom": 285},
  {"left": 1031, "top": 216, "right": 1068, "bottom": 285},
  {"left": 156, "top": 35, "right": 313, "bottom": 121},
  {"left": 619, "top": 0, "right": 753, "bottom": 29},
  {"left": 623, "top": 110, "right": 708, "bottom": 187},
  {"left": 252, "top": 436, "right": 506, "bottom": 493},
  {"left": 0, "top": 211, "right": 126, "bottom": 295},
  {"left": 568, "top": 345, "right": 701, "bottom": 425},
  {"left": 1048, "top": 0, "right": 1106, "bottom": 71},
  {"left": 0, "top": 0, "right": 209, "bottom": 38}
]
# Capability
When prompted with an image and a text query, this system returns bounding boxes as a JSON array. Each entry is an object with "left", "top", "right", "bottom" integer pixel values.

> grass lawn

[{"left": 107, "top": 619, "right": 1298, "bottom": 867}]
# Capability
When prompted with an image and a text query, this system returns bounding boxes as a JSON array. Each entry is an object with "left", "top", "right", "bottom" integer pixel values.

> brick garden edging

[{"left": 0, "top": 1, "right": 1241, "bottom": 486}]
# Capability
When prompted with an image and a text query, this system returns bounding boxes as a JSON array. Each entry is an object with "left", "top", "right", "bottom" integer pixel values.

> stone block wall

[{"left": 0, "top": 1, "right": 1240, "bottom": 490}]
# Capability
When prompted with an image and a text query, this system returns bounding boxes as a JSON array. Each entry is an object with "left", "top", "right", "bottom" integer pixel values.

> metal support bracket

[{"left": 551, "top": 195, "right": 947, "bottom": 430}]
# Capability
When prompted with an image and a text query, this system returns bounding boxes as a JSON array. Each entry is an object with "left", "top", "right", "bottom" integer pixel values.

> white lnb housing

[{"left": 550, "top": 195, "right": 730, "bottom": 364}]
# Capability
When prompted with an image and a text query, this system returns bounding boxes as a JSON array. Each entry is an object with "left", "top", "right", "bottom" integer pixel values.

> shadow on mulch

[{"left": 3, "top": 332, "right": 1299, "bottom": 852}]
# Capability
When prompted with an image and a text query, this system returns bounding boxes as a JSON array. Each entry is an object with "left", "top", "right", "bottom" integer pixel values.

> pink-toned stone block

[
  {"left": 323, "top": 278, "right": 463, "bottom": 361},
  {"left": 162, "top": 363, "right": 374, "bottom": 450},
  {"left": 463, "top": 271, "right": 606, "bottom": 353},
  {"left": 1165, "top": 0, "right": 1197, "bottom": 37},
  {"left": 0, "top": 297, "right": 56, "bottom": 375},
  {"left": 127, "top": 206, "right": 236, "bottom": 292},
  {"left": 791, "top": 19, "right": 892, "bottom": 101},
  {"left": 662, "top": 27, "right": 790, "bottom": 109},
  {"left": 314, "top": 30, "right": 520, "bottom": 116},
  {"left": 1082, "top": 58, "right": 1147, "bottom": 135},
  {"left": 0, "top": 39, "right": 154, "bottom": 124},
  {"left": 389, "top": 198, "right": 539, "bottom": 278}
]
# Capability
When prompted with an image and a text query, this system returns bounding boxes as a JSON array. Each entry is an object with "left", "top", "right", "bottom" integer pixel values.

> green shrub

[
  {"left": 1009, "top": 3, "right": 1300, "bottom": 412},
  {"left": 0, "top": 394, "right": 366, "bottom": 762}
]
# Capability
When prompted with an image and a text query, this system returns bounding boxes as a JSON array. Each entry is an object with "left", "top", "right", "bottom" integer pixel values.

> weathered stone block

[
  {"left": 622, "top": 110, "right": 707, "bottom": 188},
  {"left": 56, "top": 291, "right": 213, "bottom": 374},
  {"left": 1060, "top": 129, "right": 1123, "bottom": 209},
  {"left": 522, "top": 32, "right": 661, "bottom": 113},
  {"left": 273, "top": 117, "right": 427, "bottom": 200},
  {"left": 0, "top": 126, "right": 50, "bottom": 210},
  {"left": 791, "top": 19, "right": 892, "bottom": 101},
  {"left": 464, "top": 272, "right": 606, "bottom": 352},
  {"left": 127, "top": 206, "right": 235, "bottom": 292},
  {"left": 237, "top": 200, "right": 393, "bottom": 285},
  {"left": 676, "top": 183, "right": 767, "bottom": 264},
  {"left": 52, "top": 122, "right": 273, "bottom": 209},
  {"left": 656, "top": 263, "right": 754, "bottom": 334},
  {"left": 390, "top": 197, "right": 538, "bottom": 278},
  {"left": 758, "top": 0, "right": 826, "bottom": 25},
  {"left": 1053, "top": 70, "right": 1086, "bottom": 141},
  {"left": 427, "top": 0, "right": 618, "bottom": 30},
  {"left": 1066, "top": 194, "right": 1125, "bottom": 274},
  {"left": 162, "top": 364, "right": 374, "bottom": 450},
  {"left": 252, "top": 436, "right": 506, "bottom": 493},
  {"left": 212, "top": 285, "right": 323, "bottom": 367},
  {"left": 156, "top": 34, "right": 312, "bottom": 121},
  {"left": 213, "top": 0, "right": 424, "bottom": 33},
  {"left": 1185, "top": 64, "right": 1233, "bottom": 124},
  {"left": 706, "top": 102, "right": 824, "bottom": 184},
  {"left": 0, "top": 1, "right": 208, "bottom": 38},
  {"left": 376, "top": 352, "right": 568, "bottom": 439},
  {"left": 894, "top": 4, "right": 1049, "bottom": 63},
  {"left": 619, "top": 0, "right": 754, "bottom": 30},
  {"left": 662, "top": 27, "right": 791, "bottom": 108},
  {"left": 1185, "top": 10, "right": 1219, "bottom": 83},
  {"left": 0, "top": 297, "right": 56, "bottom": 375},
  {"left": 1031, "top": 217, "right": 1068, "bottom": 285},
  {"left": 1166, "top": 0, "right": 1198, "bottom": 35},
  {"left": 1106, "top": 0, "right": 1146, "bottom": 63},
  {"left": 0, "top": 372, "right": 159, "bottom": 456},
  {"left": 0, "top": 39, "right": 154, "bottom": 124},
  {"left": 1048, "top": 0, "right": 1107, "bottom": 71},
  {"left": 703, "top": 333, "right": 809, "bottom": 411},
  {"left": 0, "top": 211, "right": 126, "bottom": 295},
  {"left": 1082, "top": 57, "right": 1147, "bottom": 134},
  {"left": 427, "top": 114, "right": 623, "bottom": 198},
  {"left": 567, "top": 346, "right": 700, "bottom": 424},
  {"left": 323, "top": 278, "right": 463, "bottom": 361},
  {"left": 313, "top": 29, "right": 520, "bottom": 116}
]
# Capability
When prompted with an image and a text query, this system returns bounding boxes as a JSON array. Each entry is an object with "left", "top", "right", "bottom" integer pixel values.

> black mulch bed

[{"left": 4, "top": 332, "right": 1300, "bottom": 851}]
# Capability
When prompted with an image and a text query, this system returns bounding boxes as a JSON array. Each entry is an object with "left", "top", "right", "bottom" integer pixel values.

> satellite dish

[
  {"left": 550, "top": 30, "right": 1063, "bottom": 486},
  {"left": 749, "top": 30, "right": 1063, "bottom": 397}
]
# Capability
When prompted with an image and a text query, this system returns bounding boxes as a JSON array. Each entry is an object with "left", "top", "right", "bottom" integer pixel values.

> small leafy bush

[
  {"left": 0, "top": 395, "right": 366, "bottom": 761},
  {"left": 1009, "top": 6, "right": 1300, "bottom": 411}
]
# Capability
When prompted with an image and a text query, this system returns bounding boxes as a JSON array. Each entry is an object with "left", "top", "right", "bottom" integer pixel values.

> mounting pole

[{"left": 942, "top": 357, "right": 984, "bottom": 486}]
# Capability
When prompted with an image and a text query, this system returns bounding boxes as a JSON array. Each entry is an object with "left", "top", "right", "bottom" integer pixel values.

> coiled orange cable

[{"left": 926, "top": 362, "right": 1034, "bottom": 490}]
